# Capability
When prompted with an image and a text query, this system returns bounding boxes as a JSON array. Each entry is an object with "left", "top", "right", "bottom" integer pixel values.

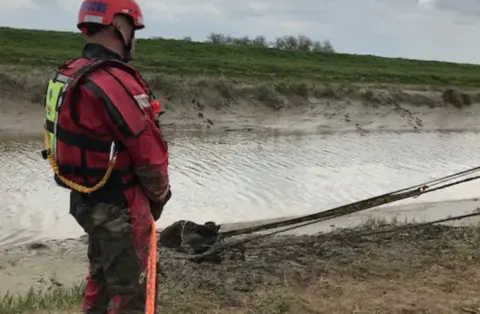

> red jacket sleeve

[{"left": 87, "top": 67, "right": 170, "bottom": 203}]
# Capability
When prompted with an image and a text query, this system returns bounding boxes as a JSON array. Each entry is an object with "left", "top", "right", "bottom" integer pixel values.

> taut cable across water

[{"left": 183, "top": 166, "right": 480, "bottom": 262}]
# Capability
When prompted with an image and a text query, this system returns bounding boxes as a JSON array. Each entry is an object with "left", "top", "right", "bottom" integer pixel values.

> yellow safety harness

[{"left": 43, "top": 131, "right": 117, "bottom": 194}]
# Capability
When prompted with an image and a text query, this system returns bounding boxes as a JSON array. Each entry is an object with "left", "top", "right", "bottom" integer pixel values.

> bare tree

[
  {"left": 297, "top": 35, "right": 312, "bottom": 52},
  {"left": 206, "top": 33, "right": 226, "bottom": 44},
  {"left": 237, "top": 36, "right": 251, "bottom": 46},
  {"left": 275, "top": 37, "right": 286, "bottom": 49},
  {"left": 283, "top": 36, "right": 298, "bottom": 51},
  {"left": 203, "top": 33, "right": 335, "bottom": 53},
  {"left": 224, "top": 35, "right": 234, "bottom": 45},
  {"left": 322, "top": 40, "right": 335, "bottom": 53},
  {"left": 252, "top": 35, "right": 268, "bottom": 48},
  {"left": 311, "top": 41, "right": 324, "bottom": 52}
]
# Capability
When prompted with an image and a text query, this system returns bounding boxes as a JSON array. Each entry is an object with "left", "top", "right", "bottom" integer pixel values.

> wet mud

[
  {"left": 1, "top": 218, "right": 480, "bottom": 313},
  {"left": 2, "top": 78, "right": 480, "bottom": 141}
]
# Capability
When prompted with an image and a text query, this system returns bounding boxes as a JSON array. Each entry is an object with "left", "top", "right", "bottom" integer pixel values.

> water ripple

[{"left": 2, "top": 131, "right": 480, "bottom": 246}]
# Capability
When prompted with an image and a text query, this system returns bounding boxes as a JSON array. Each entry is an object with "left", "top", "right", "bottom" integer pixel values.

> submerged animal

[{"left": 159, "top": 220, "right": 221, "bottom": 255}]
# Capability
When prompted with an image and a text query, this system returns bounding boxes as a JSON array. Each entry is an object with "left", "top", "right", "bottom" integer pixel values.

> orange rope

[{"left": 145, "top": 220, "right": 157, "bottom": 314}]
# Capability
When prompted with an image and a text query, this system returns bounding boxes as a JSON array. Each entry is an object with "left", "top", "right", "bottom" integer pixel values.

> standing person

[{"left": 41, "top": 0, "right": 171, "bottom": 313}]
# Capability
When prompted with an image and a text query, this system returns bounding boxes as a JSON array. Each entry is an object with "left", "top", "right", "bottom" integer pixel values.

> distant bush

[{"left": 205, "top": 33, "right": 335, "bottom": 53}]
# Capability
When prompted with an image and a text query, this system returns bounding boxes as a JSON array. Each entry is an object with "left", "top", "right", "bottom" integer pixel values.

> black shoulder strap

[
  {"left": 69, "top": 59, "right": 148, "bottom": 138},
  {"left": 82, "top": 79, "right": 135, "bottom": 138}
]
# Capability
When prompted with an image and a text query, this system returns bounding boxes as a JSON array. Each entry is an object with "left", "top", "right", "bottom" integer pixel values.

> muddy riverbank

[
  {"left": 2, "top": 198, "right": 480, "bottom": 296},
  {"left": 1, "top": 214, "right": 480, "bottom": 314},
  {"left": 3, "top": 70, "right": 480, "bottom": 312},
  {"left": 2, "top": 70, "right": 480, "bottom": 140}
]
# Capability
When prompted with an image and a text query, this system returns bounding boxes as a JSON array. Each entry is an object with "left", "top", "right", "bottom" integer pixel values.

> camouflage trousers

[{"left": 70, "top": 191, "right": 154, "bottom": 314}]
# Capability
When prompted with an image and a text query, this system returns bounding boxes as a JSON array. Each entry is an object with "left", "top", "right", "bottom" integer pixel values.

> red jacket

[{"left": 43, "top": 43, "right": 170, "bottom": 209}]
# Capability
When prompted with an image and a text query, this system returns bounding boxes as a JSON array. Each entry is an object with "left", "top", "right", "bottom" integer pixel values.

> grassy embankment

[
  {"left": 2, "top": 27, "right": 480, "bottom": 109},
  {"left": 1, "top": 26, "right": 480, "bottom": 88}
]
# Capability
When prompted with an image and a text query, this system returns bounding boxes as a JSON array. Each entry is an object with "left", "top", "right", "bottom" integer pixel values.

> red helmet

[{"left": 77, "top": 0, "right": 145, "bottom": 34}]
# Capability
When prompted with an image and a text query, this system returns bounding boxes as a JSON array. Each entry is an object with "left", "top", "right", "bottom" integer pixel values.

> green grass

[
  {"left": 0, "top": 284, "right": 83, "bottom": 314},
  {"left": 1, "top": 27, "right": 480, "bottom": 86}
]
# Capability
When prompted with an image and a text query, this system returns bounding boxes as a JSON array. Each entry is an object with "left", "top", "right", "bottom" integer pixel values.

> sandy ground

[{"left": 2, "top": 75, "right": 480, "bottom": 140}]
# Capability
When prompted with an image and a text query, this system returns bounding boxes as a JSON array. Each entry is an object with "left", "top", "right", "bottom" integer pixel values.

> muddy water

[{"left": 1, "top": 131, "right": 480, "bottom": 246}]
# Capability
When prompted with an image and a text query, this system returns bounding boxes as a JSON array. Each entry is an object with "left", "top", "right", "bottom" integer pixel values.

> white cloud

[
  {"left": 433, "top": 0, "right": 480, "bottom": 16},
  {"left": 0, "top": 0, "right": 479, "bottom": 63},
  {"left": 418, "top": 0, "right": 436, "bottom": 9},
  {"left": 0, "top": 0, "right": 40, "bottom": 9}
]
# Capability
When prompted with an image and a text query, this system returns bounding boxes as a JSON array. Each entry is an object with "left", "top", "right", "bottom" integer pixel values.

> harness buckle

[{"left": 40, "top": 149, "right": 50, "bottom": 160}]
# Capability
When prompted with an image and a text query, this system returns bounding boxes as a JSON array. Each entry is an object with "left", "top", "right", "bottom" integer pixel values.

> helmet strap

[{"left": 112, "top": 26, "right": 134, "bottom": 62}]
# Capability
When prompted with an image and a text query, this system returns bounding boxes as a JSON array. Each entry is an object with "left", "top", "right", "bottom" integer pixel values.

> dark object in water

[{"left": 159, "top": 220, "right": 221, "bottom": 255}]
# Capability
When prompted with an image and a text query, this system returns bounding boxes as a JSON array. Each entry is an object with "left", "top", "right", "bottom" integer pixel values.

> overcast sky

[{"left": 0, "top": 0, "right": 479, "bottom": 64}]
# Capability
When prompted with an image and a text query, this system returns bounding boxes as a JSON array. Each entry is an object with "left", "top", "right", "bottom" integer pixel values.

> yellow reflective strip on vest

[
  {"left": 45, "top": 79, "right": 63, "bottom": 122},
  {"left": 44, "top": 79, "right": 66, "bottom": 158}
]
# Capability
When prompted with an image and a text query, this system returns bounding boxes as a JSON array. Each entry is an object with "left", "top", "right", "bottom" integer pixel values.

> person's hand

[
  {"left": 150, "top": 188, "right": 172, "bottom": 221},
  {"left": 154, "top": 111, "right": 164, "bottom": 128}
]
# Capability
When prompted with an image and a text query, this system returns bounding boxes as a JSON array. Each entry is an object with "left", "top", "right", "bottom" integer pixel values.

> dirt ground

[
  {"left": 156, "top": 221, "right": 480, "bottom": 314},
  {"left": 1, "top": 218, "right": 480, "bottom": 314},
  {"left": 2, "top": 68, "right": 480, "bottom": 140}
]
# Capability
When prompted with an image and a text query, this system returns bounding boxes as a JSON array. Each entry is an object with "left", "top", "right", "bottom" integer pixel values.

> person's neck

[{"left": 86, "top": 38, "right": 124, "bottom": 58}]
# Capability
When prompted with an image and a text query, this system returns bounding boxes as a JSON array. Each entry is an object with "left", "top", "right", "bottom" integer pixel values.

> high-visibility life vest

[{"left": 41, "top": 57, "right": 160, "bottom": 194}]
